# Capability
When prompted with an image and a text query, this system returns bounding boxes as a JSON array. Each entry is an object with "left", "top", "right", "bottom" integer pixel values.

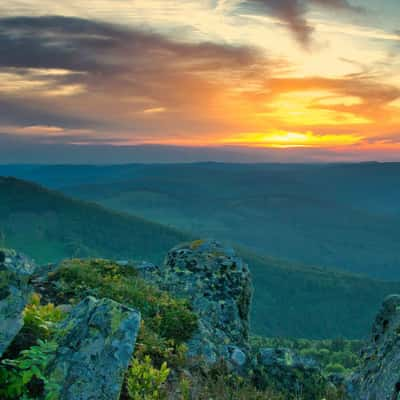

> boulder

[
  {"left": 0, "top": 249, "right": 34, "bottom": 357},
  {"left": 48, "top": 296, "right": 141, "bottom": 400},
  {"left": 157, "top": 240, "right": 252, "bottom": 366},
  {"left": 253, "top": 347, "right": 327, "bottom": 398},
  {"left": 348, "top": 295, "right": 400, "bottom": 400}
]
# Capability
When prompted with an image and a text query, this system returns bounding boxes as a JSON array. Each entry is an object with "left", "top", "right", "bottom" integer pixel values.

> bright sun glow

[{"left": 224, "top": 130, "right": 363, "bottom": 148}]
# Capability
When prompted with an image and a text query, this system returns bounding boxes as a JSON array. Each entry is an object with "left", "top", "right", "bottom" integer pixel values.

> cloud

[
  {"left": 0, "top": 97, "right": 95, "bottom": 128},
  {"left": 0, "top": 15, "right": 264, "bottom": 73},
  {"left": 0, "top": 14, "right": 398, "bottom": 155},
  {"left": 0, "top": 15, "right": 284, "bottom": 136},
  {"left": 237, "top": 0, "right": 364, "bottom": 47}
]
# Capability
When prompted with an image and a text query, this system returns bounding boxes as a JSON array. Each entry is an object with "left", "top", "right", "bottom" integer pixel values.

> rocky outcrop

[
  {"left": 0, "top": 249, "right": 35, "bottom": 356},
  {"left": 155, "top": 240, "right": 252, "bottom": 366},
  {"left": 348, "top": 295, "right": 400, "bottom": 400},
  {"left": 253, "top": 347, "right": 327, "bottom": 398},
  {"left": 48, "top": 296, "right": 141, "bottom": 400}
]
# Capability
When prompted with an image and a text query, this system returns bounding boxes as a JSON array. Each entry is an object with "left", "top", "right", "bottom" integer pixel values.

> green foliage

[
  {"left": 49, "top": 258, "right": 196, "bottom": 396},
  {"left": 178, "top": 376, "right": 191, "bottom": 400},
  {"left": 193, "top": 362, "right": 285, "bottom": 400},
  {"left": 251, "top": 336, "right": 363, "bottom": 376},
  {"left": 0, "top": 340, "right": 59, "bottom": 400},
  {"left": 126, "top": 356, "right": 170, "bottom": 400},
  {"left": 5, "top": 294, "right": 67, "bottom": 359},
  {"left": 50, "top": 259, "right": 197, "bottom": 343},
  {"left": 23, "top": 294, "right": 66, "bottom": 340},
  {"left": 0, "top": 296, "right": 66, "bottom": 399},
  {"left": 135, "top": 322, "right": 188, "bottom": 369},
  {"left": 325, "top": 363, "right": 347, "bottom": 375}
]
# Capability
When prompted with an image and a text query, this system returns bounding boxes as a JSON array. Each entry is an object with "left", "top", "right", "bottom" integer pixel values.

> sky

[{"left": 0, "top": 0, "right": 400, "bottom": 163}]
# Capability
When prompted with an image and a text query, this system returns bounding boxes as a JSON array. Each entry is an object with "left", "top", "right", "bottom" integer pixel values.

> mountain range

[{"left": 1, "top": 170, "right": 400, "bottom": 339}]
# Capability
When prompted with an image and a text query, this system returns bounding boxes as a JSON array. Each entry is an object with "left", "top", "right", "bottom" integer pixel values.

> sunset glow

[
  {"left": 225, "top": 131, "right": 363, "bottom": 148},
  {"left": 0, "top": 0, "right": 399, "bottom": 161}
]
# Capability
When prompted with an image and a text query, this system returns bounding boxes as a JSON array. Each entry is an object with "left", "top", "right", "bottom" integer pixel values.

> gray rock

[
  {"left": 156, "top": 240, "right": 253, "bottom": 366},
  {"left": 348, "top": 294, "right": 400, "bottom": 400},
  {"left": 135, "top": 261, "right": 160, "bottom": 281},
  {"left": 48, "top": 296, "right": 141, "bottom": 400},
  {"left": 0, "top": 249, "right": 34, "bottom": 357},
  {"left": 136, "top": 261, "right": 157, "bottom": 271},
  {"left": 0, "top": 248, "right": 36, "bottom": 276},
  {"left": 229, "top": 346, "right": 247, "bottom": 368}
]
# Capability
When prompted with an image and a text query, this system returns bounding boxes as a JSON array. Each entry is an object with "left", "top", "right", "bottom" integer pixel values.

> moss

[
  {"left": 190, "top": 240, "right": 205, "bottom": 250},
  {"left": 49, "top": 258, "right": 197, "bottom": 344},
  {"left": 111, "top": 306, "right": 126, "bottom": 335}
]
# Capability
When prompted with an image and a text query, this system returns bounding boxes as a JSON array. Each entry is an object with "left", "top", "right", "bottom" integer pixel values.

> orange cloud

[{"left": 0, "top": 15, "right": 399, "bottom": 159}]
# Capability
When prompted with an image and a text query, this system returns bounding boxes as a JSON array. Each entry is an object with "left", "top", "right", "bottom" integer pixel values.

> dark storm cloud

[
  {"left": 238, "top": 0, "right": 364, "bottom": 47},
  {"left": 0, "top": 16, "right": 114, "bottom": 72},
  {"left": 0, "top": 15, "right": 262, "bottom": 73}
]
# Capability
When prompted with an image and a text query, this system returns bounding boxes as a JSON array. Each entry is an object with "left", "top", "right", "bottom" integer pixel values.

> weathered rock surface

[
  {"left": 253, "top": 347, "right": 327, "bottom": 398},
  {"left": 48, "top": 296, "right": 141, "bottom": 400},
  {"left": 156, "top": 240, "right": 252, "bottom": 365},
  {"left": 348, "top": 294, "right": 400, "bottom": 400},
  {"left": 0, "top": 249, "right": 34, "bottom": 357}
]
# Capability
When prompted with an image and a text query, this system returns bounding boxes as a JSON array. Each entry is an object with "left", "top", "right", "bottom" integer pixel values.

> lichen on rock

[
  {"left": 47, "top": 296, "right": 141, "bottom": 400},
  {"left": 348, "top": 294, "right": 400, "bottom": 400},
  {"left": 154, "top": 239, "right": 253, "bottom": 366},
  {"left": 0, "top": 249, "right": 35, "bottom": 357}
]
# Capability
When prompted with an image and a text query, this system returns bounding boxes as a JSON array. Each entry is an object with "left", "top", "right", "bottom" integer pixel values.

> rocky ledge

[
  {"left": 1, "top": 241, "right": 399, "bottom": 399},
  {"left": 348, "top": 294, "right": 400, "bottom": 400},
  {"left": 150, "top": 239, "right": 253, "bottom": 367},
  {"left": 0, "top": 249, "right": 35, "bottom": 357}
]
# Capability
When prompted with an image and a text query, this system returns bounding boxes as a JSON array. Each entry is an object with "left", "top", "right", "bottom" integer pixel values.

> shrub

[
  {"left": 23, "top": 293, "right": 66, "bottom": 340},
  {"left": 250, "top": 336, "right": 362, "bottom": 376},
  {"left": 49, "top": 259, "right": 197, "bottom": 343},
  {"left": 4, "top": 294, "right": 66, "bottom": 359},
  {"left": 178, "top": 376, "right": 191, "bottom": 400},
  {"left": 135, "top": 322, "right": 188, "bottom": 369},
  {"left": 0, "top": 340, "right": 59, "bottom": 400},
  {"left": 194, "top": 362, "right": 284, "bottom": 400},
  {"left": 325, "top": 363, "right": 347, "bottom": 375},
  {"left": 126, "top": 356, "right": 170, "bottom": 400},
  {"left": 49, "top": 259, "right": 197, "bottom": 397}
]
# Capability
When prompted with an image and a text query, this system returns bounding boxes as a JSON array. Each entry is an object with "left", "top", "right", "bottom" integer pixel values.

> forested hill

[
  {"left": 243, "top": 249, "right": 400, "bottom": 339},
  {"left": 0, "top": 176, "right": 189, "bottom": 263},
  {"left": 2, "top": 163, "right": 400, "bottom": 280},
  {"left": 1, "top": 176, "right": 400, "bottom": 340}
]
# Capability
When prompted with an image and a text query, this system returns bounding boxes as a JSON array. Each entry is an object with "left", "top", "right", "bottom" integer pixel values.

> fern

[{"left": 0, "top": 340, "right": 60, "bottom": 400}]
